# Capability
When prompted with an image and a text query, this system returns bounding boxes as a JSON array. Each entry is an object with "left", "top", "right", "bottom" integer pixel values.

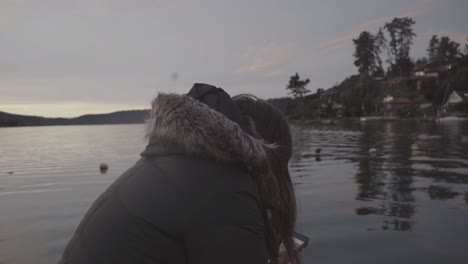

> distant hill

[
  {"left": 0, "top": 96, "right": 298, "bottom": 128},
  {"left": 0, "top": 110, "right": 150, "bottom": 127}
]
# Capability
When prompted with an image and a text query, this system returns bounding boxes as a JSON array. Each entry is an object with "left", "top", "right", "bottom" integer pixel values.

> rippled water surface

[{"left": 1, "top": 122, "right": 468, "bottom": 263}]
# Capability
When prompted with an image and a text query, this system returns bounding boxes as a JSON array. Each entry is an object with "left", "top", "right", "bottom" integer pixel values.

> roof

[
  {"left": 412, "top": 63, "right": 427, "bottom": 72},
  {"left": 454, "top": 90, "right": 468, "bottom": 101},
  {"left": 331, "top": 102, "right": 343, "bottom": 109},
  {"left": 412, "top": 63, "right": 453, "bottom": 74}
]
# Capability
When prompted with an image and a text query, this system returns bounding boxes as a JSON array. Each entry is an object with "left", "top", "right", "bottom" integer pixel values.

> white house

[
  {"left": 425, "top": 71, "right": 439, "bottom": 78},
  {"left": 383, "top": 95, "right": 394, "bottom": 103},
  {"left": 444, "top": 90, "right": 468, "bottom": 107},
  {"left": 412, "top": 64, "right": 453, "bottom": 78},
  {"left": 414, "top": 70, "right": 425, "bottom": 77}
]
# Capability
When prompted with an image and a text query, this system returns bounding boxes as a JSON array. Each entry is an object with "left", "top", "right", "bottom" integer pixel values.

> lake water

[{"left": 1, "top": 121, "right": 468, "bottom": 264}]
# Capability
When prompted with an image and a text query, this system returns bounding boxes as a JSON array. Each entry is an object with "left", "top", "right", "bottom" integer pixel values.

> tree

[
  {"left": 464, "top": 37, "right": 468, "bottom": 56},
  {"left": 286, "top": 73, "right": 310, "bottom": 98},
  {"left": 381, "top": 17, "right": 417, "bottom": 76},
  {"left": 353, "top": 31, "right": 383, "bottom": 76},
  {"left": 415, "top": 57, "right": 428, "bottom": 64},
  {"left": 427, "top": 35, "right": 460, "bottom": 64},
  {"left": 440, "top": 36, "right": 460, "bottom": 62},
  {"left": 427, "top": 35, "right": 439, "bottom": 62}
]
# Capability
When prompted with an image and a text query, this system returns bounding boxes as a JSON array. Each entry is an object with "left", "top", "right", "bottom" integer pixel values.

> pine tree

[
  {"left": 353, "top": 31, "right": 382, "bottom": 76},
  {"left": 382, "top": 17, "right": 417, "bottom": 76},
  {"left": 286, "top": 73, "right": 310, "bottom": 98}
]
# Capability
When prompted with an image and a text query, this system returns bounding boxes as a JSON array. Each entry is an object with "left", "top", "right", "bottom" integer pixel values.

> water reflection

[
  {"left": 357, "top": 121, "right": 416, "bottom": 231},
  {"left": 426, "top": 185, "right": 460, "bottom": 200},
  {"left": 0, "top": 125, "right": 146, "bottom": 264},
  {"left": 291, "top": 120, "right": 468, "bottom": 233},
  {"left": 1, "top": 122, "right": 467, "bottom": 264}
]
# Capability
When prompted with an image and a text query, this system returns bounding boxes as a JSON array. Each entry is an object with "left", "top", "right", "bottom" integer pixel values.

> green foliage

[
  {"left": 415, "top": 57, "right": 428, "bottom": 64},
  {"left": 427, "top": 35, "right": 439, "bottom": 62},
  {"left": 281, "top": 18, "right": 467, "bottom": 120},
  {"left": 440, "top": 36, "right": 460, "bottom": 62},
  {"left": 266, "top": 97, "right": 293, "bottom": 114},
  {"left": 353, "top": 31, "right": 383, "bottom": 76},
  {"left": 420, "top": 78, "right": 439, "bottom": 101},
  {"left": 286, "top": 73, "right": 311, "bottom": 98},
  {"left": 381, "top": 17, "right": 416, "bottom": 77},
  {"left": 336, "top": 75, "right": 380, "bottom": 117},
  {"left": 452, "top": 67, "right": 468, "bottom": 89},
  {"left": 387, "top": 57, "right": 414, "bottom": 77},
  {"left": 286, "top": 95, "right": 313, "bottom": 119},
  {"left": 464, "top": 37, "right": 468, "bottom": 57},
  {"left": 340, "top": 86, "right": 362, "bottom": 116},
  {"left": 427, "top": 35, "right": 461, "bottom": 65},
  {"left": 398, "top": 106, "right": 421, "bottom": 118},
  {"left": 453, "top": 101, "right": 468, "bottom": 113},
  {"left": 415, "top": 65, "right": 468, "bottom": 107}
]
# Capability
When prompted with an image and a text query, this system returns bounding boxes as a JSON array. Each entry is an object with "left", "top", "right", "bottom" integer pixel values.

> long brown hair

[{"left": 232, "top": 94, "right": 299, "bottom": 264}]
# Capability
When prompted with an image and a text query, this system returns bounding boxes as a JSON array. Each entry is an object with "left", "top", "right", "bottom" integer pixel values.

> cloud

[
  {"left": 319, "top": 33, "right": 359, "bottom": 52},
  {"left": 264, "top": 69, "right": 283, "bottom": 77},
  {"left": 0, "top": 0, "right": 28, "bottom": 31},
  {"left": 0, "top": 0, "right": 115, "bottom": 31},
  {"left": 318, "top": 9, "right": 430, "bottom": 52},
  {"left": 234, "top": 42, "right": 296, "bottom": 77},
  {"left": 88, "top": 0, "right": 116, "bottom": 16}
]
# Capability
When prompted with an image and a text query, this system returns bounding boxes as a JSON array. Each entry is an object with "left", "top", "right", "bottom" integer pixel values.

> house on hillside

[
  {"left": 419, "top": 101, "right": 433, "bottom": 110},
  {"left": 444, "top": 90, "right": 468, "bottom": 108},
  {"left": 412, "top": 64, "right": 427, "bottom": 77},
  {"left": 425, "top": 69, "right": 439, "bottom": 78},
  {"left": 384, "top": 77, "right": 406, "bottom": 87},
  {"left": 319, "top": 87, "right": 338, "bottom": 102},
  {"left": 319, "top": 100, "right": 343, "bottom": 118},
  {"left": 331, "top": 102, "right": 343, "bottom": 117},
  {"left": 411, "top": 63, "right": 454, "bottom": 78},
  {"left": 441, "top": 90, "right": 468, "bottom": 116},
  {"left": 382, "top": 91, "right": 423, "bottom": 117},
  {"left": 436, "top": 64, "right": 453, "bottom": 72}
]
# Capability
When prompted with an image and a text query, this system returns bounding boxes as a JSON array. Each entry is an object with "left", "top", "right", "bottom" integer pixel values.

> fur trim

[{"left": 146, "top": 93, "right": 275, "bottom": 172}]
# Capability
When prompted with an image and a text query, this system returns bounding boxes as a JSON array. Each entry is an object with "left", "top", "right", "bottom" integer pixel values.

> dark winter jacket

[{"left": 58, "top": 93, "right": 275, "bottom": 264}]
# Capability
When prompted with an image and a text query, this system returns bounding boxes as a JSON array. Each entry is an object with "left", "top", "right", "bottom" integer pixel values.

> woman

[
  {"left": 233, "top": 94, "right": 299, "bottom": 264},
  {"left": 58, "top": 83, "right": 298, "bottom": 264}
]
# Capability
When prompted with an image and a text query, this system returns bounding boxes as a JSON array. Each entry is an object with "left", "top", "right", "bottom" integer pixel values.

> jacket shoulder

[{"left": 117, "top": 155, "right": 261, "bottom": 234}]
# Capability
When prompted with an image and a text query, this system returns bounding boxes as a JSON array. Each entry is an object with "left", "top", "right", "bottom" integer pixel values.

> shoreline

[
  {"left": 0, "top": 122, "right": 146, "bottom": 129},
  {"left": 291, "top": 116, "right": 468, "bottom": 124}
]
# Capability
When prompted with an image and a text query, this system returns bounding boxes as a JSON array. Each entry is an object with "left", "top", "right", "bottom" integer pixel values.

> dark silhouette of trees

[
  {"left": 464, "top": 37, "right": 468, "bottom": 57},
  {"left": 284, "top": 17, "right": 468, "bottom": 119},
  {"left": 286, "top": 73, "right": 310, "bottom": 98},
  {"left": 381, "top": 17, "right": 417, "bottom": 77},
  {"left": 353, "top": 31, "right": 383, "bottom": 77},
  {"left": 427, "top": 35, "right": 439, "bottom": 62},
  {"left": 415, "top": 57, "right": 428, "bottom": 64},
  {"left": 427, "top": 35, "right": 461, "bottom": 64}
]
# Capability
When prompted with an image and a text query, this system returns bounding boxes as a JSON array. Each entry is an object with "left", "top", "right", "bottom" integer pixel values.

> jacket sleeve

[{"left": 184, "top": 190, "right": 268, "bottom": 264}]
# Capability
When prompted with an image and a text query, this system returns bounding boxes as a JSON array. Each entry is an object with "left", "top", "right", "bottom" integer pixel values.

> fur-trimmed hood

[{"left": 144, "top": 93, "right": 275, "bottom": 173}]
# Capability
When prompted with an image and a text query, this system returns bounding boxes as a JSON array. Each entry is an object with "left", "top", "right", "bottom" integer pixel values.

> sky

[{"left": 1, "top": 0, "right": 467, "bottom": 117}]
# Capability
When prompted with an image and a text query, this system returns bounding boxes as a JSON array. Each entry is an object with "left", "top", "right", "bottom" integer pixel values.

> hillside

[
  {"left": 0, "top": 110, "right": 150, "bottom": 127},
  {"left": 286, "top": 57, "right": 468, "bottom": 119}
]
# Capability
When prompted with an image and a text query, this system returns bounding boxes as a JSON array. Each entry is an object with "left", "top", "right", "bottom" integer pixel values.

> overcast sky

[{"left": 1, "top": 0, "right": 467, "bottom": 117}]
